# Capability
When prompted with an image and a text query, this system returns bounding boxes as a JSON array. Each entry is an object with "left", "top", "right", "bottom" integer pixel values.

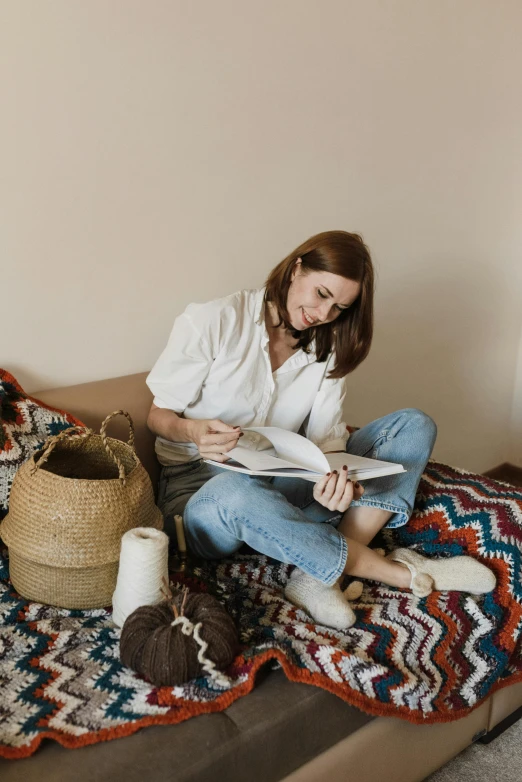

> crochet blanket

[{"left": 1, "top": 460, "right": 521, "bottom": 759}]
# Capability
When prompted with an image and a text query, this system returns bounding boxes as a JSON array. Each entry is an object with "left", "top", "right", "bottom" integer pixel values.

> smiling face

[{"left": 286, "top": 258, "right": 361, "bottom": 331}]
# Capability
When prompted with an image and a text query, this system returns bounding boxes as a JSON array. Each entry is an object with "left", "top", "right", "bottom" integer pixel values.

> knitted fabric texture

[
  {"left": 0, "top": 460, "right": 522, "bottom": 759},
  {"left": 284, "top": 569, "right": 356, "bottom": 629},
  {"left": 388, "top": 548, "right": 497, "bottom": 596},
  {"left": 0, "top": 369, "right": 84, "bottom": 522},
  {"left": 120, "top": 592, "right": 238, "bottom": 686}
]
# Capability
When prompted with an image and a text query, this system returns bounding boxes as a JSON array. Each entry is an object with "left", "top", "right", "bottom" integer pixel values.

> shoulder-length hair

[{"left": 264, "top": 230, "right": 374, "bottom": 379}]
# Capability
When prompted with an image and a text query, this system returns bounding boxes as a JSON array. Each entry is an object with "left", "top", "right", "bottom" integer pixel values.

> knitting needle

[{"left": 173, "top": 514, "right": 188, "bottom": 572}]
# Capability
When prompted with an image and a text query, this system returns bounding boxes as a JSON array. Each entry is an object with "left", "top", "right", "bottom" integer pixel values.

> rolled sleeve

[
  {"left": 305, "top": 359, "right": 349, "bottom": 453},
  {"left": 146, "top": 303, "right": 217, "bottom": 414}
]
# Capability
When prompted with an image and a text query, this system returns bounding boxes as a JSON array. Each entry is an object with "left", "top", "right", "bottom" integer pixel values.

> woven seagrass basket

[{"left": 0, "top": 410, "right": 163, "bottom": 609}]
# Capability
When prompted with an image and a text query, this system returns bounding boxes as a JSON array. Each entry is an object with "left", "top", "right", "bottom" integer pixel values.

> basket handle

[
  {"left": 100, "top": 410, "right": 136, "bottom": 486},
  {"left": 30, "top": 426, "right": 92, "bottom": 475}
]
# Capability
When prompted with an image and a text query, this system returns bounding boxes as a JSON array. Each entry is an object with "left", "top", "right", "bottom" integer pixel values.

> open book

[{"left": 205, "top": 426, "right": 406, "bottom": 483}]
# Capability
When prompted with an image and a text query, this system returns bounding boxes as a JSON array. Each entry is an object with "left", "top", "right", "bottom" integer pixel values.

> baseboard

[{"left": 483, "top": 463, "right": 522, "bottom": 488}]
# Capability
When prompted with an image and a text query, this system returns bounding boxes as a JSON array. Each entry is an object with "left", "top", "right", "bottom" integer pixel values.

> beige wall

[
  {"left": 2, "top": 1, "right": 522, "bottom": 474},
  {"left": 508, "top": 331, "right": 522, "bottom": 467}
]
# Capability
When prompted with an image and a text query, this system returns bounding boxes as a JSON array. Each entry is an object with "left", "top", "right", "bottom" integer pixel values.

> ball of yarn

[{"left": 120, "top": 591, "right": 238, "bottom": 687}]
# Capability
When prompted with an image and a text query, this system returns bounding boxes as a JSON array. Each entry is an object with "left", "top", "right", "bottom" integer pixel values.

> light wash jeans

[{"left": 157, "top": 408, "right": 437, "bottom": 586}]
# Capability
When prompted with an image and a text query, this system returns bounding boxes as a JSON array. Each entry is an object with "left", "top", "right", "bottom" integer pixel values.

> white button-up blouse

[{"left": 146, "top": 288, "right": 349, "bottom": 464}]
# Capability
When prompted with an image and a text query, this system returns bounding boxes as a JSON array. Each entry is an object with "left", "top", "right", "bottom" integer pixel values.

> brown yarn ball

[{"left": 119, "top": 591, "right": 238, "bottom": 687}]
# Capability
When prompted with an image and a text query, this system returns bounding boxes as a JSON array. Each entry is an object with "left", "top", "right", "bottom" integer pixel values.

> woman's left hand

[{"left": 313, "top": 467, "right": 365, "bottom": 513}]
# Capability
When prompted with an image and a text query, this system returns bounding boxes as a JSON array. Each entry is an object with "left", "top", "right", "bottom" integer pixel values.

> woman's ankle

[{"left": 343, "top": 537, "right": 411, "bottom": 589}]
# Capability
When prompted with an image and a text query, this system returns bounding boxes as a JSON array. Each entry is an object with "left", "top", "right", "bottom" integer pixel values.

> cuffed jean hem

[
  {"left": 348, "top": 499, "right": 410, "bottom": 529},
  {"left": 280, "top": 526, "right": 348, "bottom": 585},
  {"left": 184, "top": 491, "right": 349, "bottom": 587},
  {"left": 316, "top": 531, "right": 348, "bottom": 586}
]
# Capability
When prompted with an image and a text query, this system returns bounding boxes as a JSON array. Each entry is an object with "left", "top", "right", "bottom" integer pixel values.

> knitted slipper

[
  {"left": 343, "top": 580, "right": 364, "bottom": 601},
  {"left": 285, "top": 569, "right": 356, "bottom": 630},
  {"left": 342, "top": 549, "right": 387, "bottom": 600},
  {"left": 388, "top": 548, "right": 496, "bottom": 596}
]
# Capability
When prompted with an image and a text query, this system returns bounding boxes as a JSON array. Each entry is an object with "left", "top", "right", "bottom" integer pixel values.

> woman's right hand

[{"left": 187, "top": 419, "right": 243, "bottom": 463}]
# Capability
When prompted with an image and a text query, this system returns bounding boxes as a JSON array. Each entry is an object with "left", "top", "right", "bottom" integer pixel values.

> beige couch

[{"left": 3, "top": 372, "right": 522, "bottom": 782}]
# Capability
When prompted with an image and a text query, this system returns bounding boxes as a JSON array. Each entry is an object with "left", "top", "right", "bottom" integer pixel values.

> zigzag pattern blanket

[
  {"left": 0, "top": 369, "right": 83, "bottom": 522},
  {"left": 1, "top": 460, "right": 521, "bottom": 758}
]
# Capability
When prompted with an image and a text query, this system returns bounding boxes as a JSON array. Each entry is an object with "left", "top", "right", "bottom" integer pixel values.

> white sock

[
  {"left": 343, "top": 580, "right": 364, "bottom": 600},
  {"left": 388, "top": 548, "right": 496, "bottom": 596},
  {"left": 284, "top": 569, "right": 356, "bottom": 630},
  {"left": 342, "top": 550, "right": 384, "bottom": 601}
]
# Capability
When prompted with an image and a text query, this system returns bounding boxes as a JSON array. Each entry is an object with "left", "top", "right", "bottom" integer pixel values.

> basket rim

[
  {"left": 29, "top": 435, "right": 141, "bottom": 484},
  {"left": 28, "top": 460, "right": 140, "bottom": 484}
]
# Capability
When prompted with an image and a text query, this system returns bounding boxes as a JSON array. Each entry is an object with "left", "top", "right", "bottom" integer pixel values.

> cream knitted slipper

[
  {"left": 343, "top": 580, "right": 364, "bottom": 601},
  {"left": 284, "top": 569, "right": 356, "bottom": 630},
  {"left": 343, "top": 549, "right": 386, "bottom": 600},
  {"left": 388, "top": 548, "right": 496, "bottom": 597}
]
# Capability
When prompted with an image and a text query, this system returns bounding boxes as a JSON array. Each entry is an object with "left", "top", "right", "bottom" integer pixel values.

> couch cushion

[{"left": 0, "top": 669, "right": 373, "bottom": 782}]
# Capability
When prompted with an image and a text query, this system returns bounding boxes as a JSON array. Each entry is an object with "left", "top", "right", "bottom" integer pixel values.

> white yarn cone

[{"left": 112, "top": 527, "right": 169, "bottom": 628}]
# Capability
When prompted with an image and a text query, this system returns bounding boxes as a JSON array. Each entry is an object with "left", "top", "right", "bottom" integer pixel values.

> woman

[{"left": 147, "top": 231, "right": 495, "bottom": 630}]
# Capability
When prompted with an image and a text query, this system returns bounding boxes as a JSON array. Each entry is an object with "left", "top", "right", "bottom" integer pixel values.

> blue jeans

[{"left": 157, "top": 408, "right": 437, "bottom": 586}]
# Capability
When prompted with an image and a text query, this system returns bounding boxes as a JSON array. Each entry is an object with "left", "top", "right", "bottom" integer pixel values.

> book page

[
  {"left": 325, "top": 452, "right": 406, "bottom": 474},
  {"left": 205, "top": 459, "right": 321, "bottom": 480},
  {"left": 245, "top": 426, "right": 330, "bottom": 473},
  {"left": 205, "top": 459, "right": 405, "bottom": 483},
  {"left": 217, "top": 426, "right": 405, "bottom": 479},
  {"left": 226, "top": 444, "right": 305, "bottom": 472}
]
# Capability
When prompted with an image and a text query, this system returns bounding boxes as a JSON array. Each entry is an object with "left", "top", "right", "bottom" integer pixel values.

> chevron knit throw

[{"left": 0, "top": 458, "right": 521, "bottom": 758}]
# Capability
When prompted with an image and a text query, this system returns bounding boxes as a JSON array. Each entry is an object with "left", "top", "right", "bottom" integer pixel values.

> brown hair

[{"left": 264, "top": 230, "right": 374, "bottom": 379}]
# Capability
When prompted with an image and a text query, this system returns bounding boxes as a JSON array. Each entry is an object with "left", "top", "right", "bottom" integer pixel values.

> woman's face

[{"left": 286, "top": 259, "right": 361, "bottom": 331}]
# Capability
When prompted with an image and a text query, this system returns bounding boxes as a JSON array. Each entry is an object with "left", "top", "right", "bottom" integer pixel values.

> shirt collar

[
  {"left": 254, "top": 286, "right": 318, "bottom": 362},
  {"left": 274, "top": 347, "right": 317, "bottom": 374}
]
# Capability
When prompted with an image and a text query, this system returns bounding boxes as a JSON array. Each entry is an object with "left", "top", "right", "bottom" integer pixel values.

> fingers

[
  {"left": 314, "top": 470, "right": 347, "bottom": 510},
  {"left": 313, "top": 473, "right": 331, "bottom": 505},
  {"left": 314, "top": 471, "right": 336, "bottom": 503},
  {"left": 313, "top": 472, "right": 331, "bottom": 494},
  {"left": 202, "top": 451, "right": 231, "bottom": 463},
  {"left": 313, "top": 467, "right": 365, "bottom": 512},
  {"left": 332, "top": 467, "right": 354, "bottom": 512},
  {"left": 200, "top": 430, "right": 242, "bottom": 449},
  {"left": 209, "top": 419, "right": 241, "bottom": 433},
  {"left": 326, "top": 470, "right": 349, "bottom": 505},
  {"left": 354, "top": 481, "right": 365, "bottom": 499},
  {"left": 203, "top": 420, "right": 242, "bottom": 449},
  {"left": 196, "top": 420, "right": 243, "bottom": 462},
  {"left": 199, "top": 440, "right": 238, "bottom": 459}
]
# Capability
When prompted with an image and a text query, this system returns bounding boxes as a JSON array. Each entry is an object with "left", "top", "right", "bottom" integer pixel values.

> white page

[
  {"left": 206, "top": 426, "right": 405, "bottom": 480},
  {"left": 206, "top": 460, "right": 320, "bottom": 479},
  {"left": 226, "top": 444, "right": 305, "bottom": 472},
  {"left": 324, "top": 453, "right": 406, "bottom": 474},
  {"left": 244, "top": 426, "right": 330, "bottom": 473},
  {"left": 205, "top": 459, "right": 405, "bottom": 483},
  {"left": 302, "top": 463, "right": 405, "bottom": 482}
]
